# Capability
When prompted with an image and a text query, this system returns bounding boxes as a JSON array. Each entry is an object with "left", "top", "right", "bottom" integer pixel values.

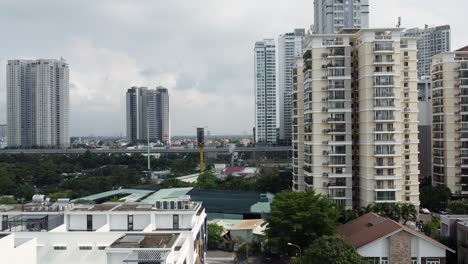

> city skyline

[{"left": 0, "top": 0, "right": 467, "bottom": 136}]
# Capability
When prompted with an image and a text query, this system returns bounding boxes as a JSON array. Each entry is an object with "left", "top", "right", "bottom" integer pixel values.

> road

[
  {"left": 206, "top": 251, "right": 235, "bottom": 264},
  {"left": 0, "top": 146, "right": 292, "bottom": 155}
]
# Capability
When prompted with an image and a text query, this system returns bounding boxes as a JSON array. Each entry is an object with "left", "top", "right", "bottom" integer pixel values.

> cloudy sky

[{"left": 0, "top": 0, "right": 466, "bottom": 136}]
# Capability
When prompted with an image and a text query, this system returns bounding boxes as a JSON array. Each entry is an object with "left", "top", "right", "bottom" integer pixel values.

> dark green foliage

[
  {"left": 338, "top": 208, "right": 359, "bottom": 224},
  {"left": 302, "top": 236, "right": 367, "bottom": 264},
  {"left": 0, "top": 197, "right": 18, "bottom": 204},
  {"left": 195, "top": 172, "right": 218, "bottom": 190},
  {"left": 420, "top": 185, "right": 451, "bottom": 211},
  {"left": 448, "top": 199, "right": 468, "bottom": 214},
  {"left": 207, "top": 223, "right": 224, "bottom": 249},
  {"left": 366, "top": 202, "right": 416, "bottom": 224},
  {"left": 266, "top": 191, "right": 339, "bottom": 252},
  {"left": 423, "top": 217, "right": 441, "bottom": 238},
  {"left": 255, "top": 167, "right": 292, "bottom": 193}
]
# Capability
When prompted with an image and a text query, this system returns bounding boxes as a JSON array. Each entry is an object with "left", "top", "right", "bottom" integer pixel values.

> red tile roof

[
  {"left": 223, "top": 167, "right": 244, "bottom": 176},
  {"left": 338, "top": 213, "right": 455, "bottom": 253},
  {"left": 457, "top": 46, "right": 468, "bottom": 52}
]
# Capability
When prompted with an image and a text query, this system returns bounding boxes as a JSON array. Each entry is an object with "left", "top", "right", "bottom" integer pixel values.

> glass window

[{"left": 173, "top": 215, "right": 179, "bottom": 230}]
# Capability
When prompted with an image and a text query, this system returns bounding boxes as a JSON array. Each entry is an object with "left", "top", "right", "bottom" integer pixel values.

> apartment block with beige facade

[
  {"left": 431, "top": 47, "right": 468, "bottom": 196},
  {"left": 353, "top": 29, "right": 420, "bottom": 207},
  {"left": 299, "top": 34, "right": 354, "bottom": 208},
  {"left": 292, "top": 58, "right": 305, "bottom": 191},
  {"left": 292, "top": 28, "right": 420, "bottom": 209}
]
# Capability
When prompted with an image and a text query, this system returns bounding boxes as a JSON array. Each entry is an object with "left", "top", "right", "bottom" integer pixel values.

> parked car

[{"left": 420, "top": 208, "right": 430, "bottom": 214}]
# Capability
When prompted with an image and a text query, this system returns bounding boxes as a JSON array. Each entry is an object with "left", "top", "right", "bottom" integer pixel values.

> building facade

[
  {"left": 293, "top": 28, "right": 420, "bottom": 209},
  {"left": 404, "top": 25, "right": 451, "bottom": 79},
  {"left": 292, "top": 58, "right": 305, "bottom": 191},
  {"left": 278, "top": 29, "right": 305, "bottom": 145},
  {"left": 126, "top": 86, "right": 170, "bottom": 145},
  {"left": 431, "top": 48, "right": 468, "bottom": 196},
  {"left": 254, "top": 39, "right": 277, "bottom": 144},
  {"left": 313, "top": 0, "right": 369, "bottom": 34},
  {"left": 0, "top": 124, "right": 6, "bottom": 138},
  {"left": 7, "top": 59, "right": 70, "bottom": 148},
  {"left": 418, "top": 78, "right": 432, "bottom": 184},
  {"left": 0, "top": 196, "right": 207, "bottom": 264}
]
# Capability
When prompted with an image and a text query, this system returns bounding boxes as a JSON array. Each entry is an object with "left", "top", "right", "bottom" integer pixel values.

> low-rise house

[{"left": 339, "top": 213, "right": 454, "bottom": 264}]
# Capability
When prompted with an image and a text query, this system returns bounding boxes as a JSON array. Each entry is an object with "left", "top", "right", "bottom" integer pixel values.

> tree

[
  {"left": 366, "top": 203, "right": 402, "bottom": 222},
  {"left": 302, "top": 236, "right": 367, "bottom": 264},
  {"left": 255, "top": 167, "right": 292, "bottom": 193},
  {"left": 338, "top": 208, "right": 359, "bottom": 224},
  {"left": 48, "top": 192, "right": 69, "bottom": 201},
  {"left": 448, "top": 199, "right": 468, "bottom": 214},
  {"left": 420, "top": 185, "right": 451, "bottom": 211},
  {"left": 195, "top": 172, "right": 218, "bottom": 190},
  {"left": 423, "top": 217, "right": 441, "bottom": 239},
  {"left": 0, "top": 197, "right": 18, "bottom": 204},
  {"left": 266, "top": 191, "right": 339, "bottom": 252},
  {"left": 401, "top": 203, "right": 417, "bottom": 224},
  {"left": 207, "top": 223, "right": 224, "bottom": 249}
]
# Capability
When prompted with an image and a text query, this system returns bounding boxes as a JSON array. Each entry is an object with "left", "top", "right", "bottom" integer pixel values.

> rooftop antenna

[{"left": 396, "top": 17, "right": 401, "bottom": 28}]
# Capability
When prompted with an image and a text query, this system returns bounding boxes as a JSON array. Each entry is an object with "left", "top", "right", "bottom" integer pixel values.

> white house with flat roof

[{"left": 0, "top": 195, "right": 207, "bottom": 264}]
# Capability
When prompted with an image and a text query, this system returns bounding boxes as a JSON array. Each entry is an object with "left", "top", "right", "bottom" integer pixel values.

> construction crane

[{"left": 197, "top": 128, "right": 205, "bottom": 173}]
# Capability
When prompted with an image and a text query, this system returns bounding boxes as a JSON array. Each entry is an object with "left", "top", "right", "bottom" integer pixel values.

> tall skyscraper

[
  {"left": 293, "top": 28, "right": 420, "bottom": 209},
  {"left": 313, "top": 0, "right": 369, "bottom": 34},
  {"left": 0, "top": 124, "right": 6, "bottom": 138},
  {"left": 430, "top": 47, "right": 468, "bottom": 196},
  {"left": 7, "top": 59, "right": 69, "bottom": 148},
  {"left": 404, "top": 25, "right": 451, "bottom": 79},
  {"left": 126, "top": 86, "right": 170, "bottom": 145},
  {"left": 254, "top": 39, "right": 276, "bottom": 144},
  {"left": 278, "top": 29, "right": 305, "bottom": 145}
]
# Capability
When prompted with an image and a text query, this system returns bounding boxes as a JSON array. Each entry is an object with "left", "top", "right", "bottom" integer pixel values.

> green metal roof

[
  {"left": 73, "top": 189, "right": 153, "bottom": 203},
  {"left": 140, "top": 187, "right": 193, "bottom": 204}
]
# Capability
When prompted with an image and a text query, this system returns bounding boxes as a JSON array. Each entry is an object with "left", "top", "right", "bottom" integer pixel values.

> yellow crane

[{"left": 197, "top": 128, "right": 205, "bottom": 173}]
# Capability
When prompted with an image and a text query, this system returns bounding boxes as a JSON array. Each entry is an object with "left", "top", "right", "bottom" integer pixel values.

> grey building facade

[
  {"left": 278, "top": 29, "right": 305, "bottom": 145},
  {"left": 254, "top": 39, "right": 277, "bottom": 144},
  {"left": 418, "top": 78, "right": 432, "bottom": 184},
  {"left": 404, "top": 25, "right": 451, "bottom": 78},
  {"left": 126, "top": 86, "right": 170, "bottom": 144},
  {"left": 313, "top": 0, "right": 369, "bottom": 34},
  {"left": 7, "top": 59, "right": 70, "bottom": 148}
]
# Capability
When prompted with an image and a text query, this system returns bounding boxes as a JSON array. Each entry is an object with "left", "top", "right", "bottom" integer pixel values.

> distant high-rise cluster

[
  {"left": 278, "top": 29, "right": 305, "bottom": 145},
  {"left": 314, "top": 0, "right": 369, "bottom": 34},
  {"left": 126, "top": 86, "right": 170, "bottom": 145},
  {"left": 7, "top": 59, "right": 70, "bottom": 148},
  {"left": 404, "top": 25, "right": 451, "bottom": 78},
  {"left": 254, "top": 39, "right": 277, "bottom": 144},
  {"left": 292, "top": 29, "right": 420, "bottom": 208}
]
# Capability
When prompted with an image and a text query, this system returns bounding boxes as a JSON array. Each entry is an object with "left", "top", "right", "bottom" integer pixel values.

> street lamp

[{"left": 287, "top": 242, "right": 302, "bottom": 264}]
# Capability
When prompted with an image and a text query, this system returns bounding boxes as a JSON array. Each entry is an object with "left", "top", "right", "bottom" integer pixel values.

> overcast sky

[{"left": 0, "top": 0, "right": 466, "bottom": 136}]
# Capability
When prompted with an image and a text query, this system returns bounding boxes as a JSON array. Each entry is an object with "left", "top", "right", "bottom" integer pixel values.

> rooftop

[
  {"left": 140, "top": 187, "right": 193, "bottom": 204},
  {"left": 70, "top": 204, "right": 118, "bottom": 212},
  {"left": 111, "top": 234, "right": 178, "bottom": 249},
  {"left": 112, "top": 204, "right": 154, "bottom": 212},
  {"left": 74, "top": 189, "right": 153, "bottom": 203},
  {"left": 338, "top": 213, "right": 455, "bottom": 253}
]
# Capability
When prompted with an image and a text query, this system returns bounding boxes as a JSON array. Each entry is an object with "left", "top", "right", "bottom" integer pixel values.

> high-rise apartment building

[
  {"left": 431, "top": 47, "right": 468, "bottom": 196},
  {"left": 126, "top": 86, "right": 170, "bottom": 144},
  {"left": 313, "top": 0, "right": 369, "bottom": 34},
  {"left": 0, "top": 124, "right": 6, "bottom": 138},
  {"left": 293, "top": 28, "right": 420, "bottom": 208},
  {"left": 404, "top": 25, "right": 451, "bottom": 79},
  {"left": 254, "top": 39, "right": 277, "bottom": 144},
  {"left": 417, "top": 78, "right": 432, "bottom": 184},
  {"left": 292, "top": 57, "right": 305, "bottom": 191},
  {"left": 278, "top": 29, "right": 305, "bottom": 145},
  {"left": 7, "top": 59, "right": 70, "bottom": 148}
]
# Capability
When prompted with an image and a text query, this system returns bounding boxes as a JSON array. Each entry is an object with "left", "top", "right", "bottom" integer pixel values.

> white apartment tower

[
  {"left": 292, "top": 57, "right": 305, "bottom": 191},
  {"left": 404, "top": 25, "right": 451, "bottom": 79},
  {"left": 278, "top": 29, "right": 305, "bottom": 145},
  {"left": 431, "top": 47, "right": 468, "bottom": 196},
  {"left": 126, "top": 86, "right": 170, "bottom": 144},
  {"left": 313, "top": 0, "right": 369, "bottom": 34},
  {"left": 293, "top": 29, "right": 420, "bottom": 208},
  {"left": 254, "top": 39, "right": 277, "bottom": 144},
  {"left": 7, "top": 59, "right": 70, "bottom": 148}
]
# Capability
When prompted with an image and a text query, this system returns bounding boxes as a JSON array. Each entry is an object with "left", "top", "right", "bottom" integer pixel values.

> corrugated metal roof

[
  {"left": 73, "top": 189, "right": 153, "bottom": 203},
  {"left": 140, "top": 187, "right": 193, "bottom": 204}
]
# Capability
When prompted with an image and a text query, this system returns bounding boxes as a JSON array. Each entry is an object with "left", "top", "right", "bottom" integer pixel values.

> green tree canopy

[
  {"left": 302, "top": 236, "right": 366, "bottom": 264},
  {"left": 400, "top": 203, "right": 417, "bottom": 224},
  {"left": 448, "top": 199, "right": 468, "bottom": 214},
  {"left": 195, "top": 172, "right": 218, "bottom": 190},
  {"left": 207, "top": 223, "right": 224, "bottom": 249},
  {"left": 366, "top": 202, "right": 417, "bottom": 223},
  {"left": 266, "top": 191, "right": 339, "bottom": 252},
  {"left": 420, "top": 185, "right": 451, "bottom": 211}
]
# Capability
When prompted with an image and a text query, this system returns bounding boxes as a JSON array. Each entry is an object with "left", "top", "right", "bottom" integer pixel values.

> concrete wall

[{"left": 0, "top": 234, "right": 36, "bottom": 264}]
